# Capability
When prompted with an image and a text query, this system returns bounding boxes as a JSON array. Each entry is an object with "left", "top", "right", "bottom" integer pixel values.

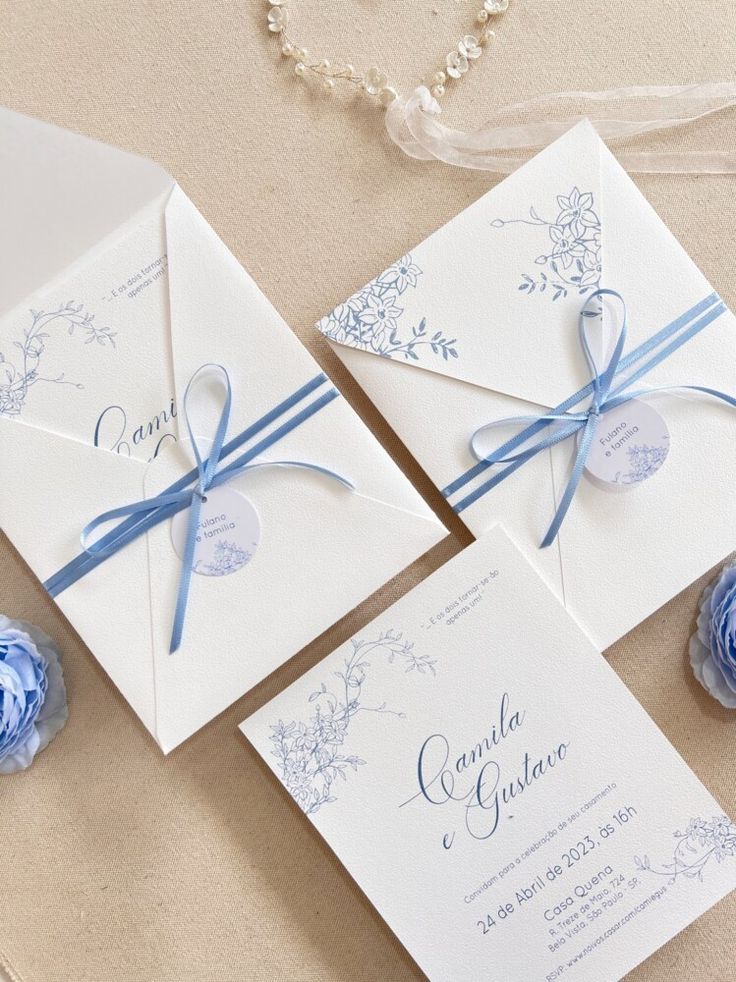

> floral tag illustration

[
  {"left": 171, "top": 486, "right": 260, "bottom": 577},
  {"left": 583, "top": 400, "right": 670, "bottom": 491}
]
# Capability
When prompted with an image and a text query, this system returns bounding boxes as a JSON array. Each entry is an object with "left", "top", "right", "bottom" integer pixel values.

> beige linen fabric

[{"left": 1, "top": 2, "right": 735, "bottom": 979}]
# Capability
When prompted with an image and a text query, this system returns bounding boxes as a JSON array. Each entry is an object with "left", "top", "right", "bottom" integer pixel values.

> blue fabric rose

[
  {"left": 690, "top": 564, "right": 736, "bottom": 708},
  {"left": 0, "top": 616, "right": 68, "bottom": 774}
]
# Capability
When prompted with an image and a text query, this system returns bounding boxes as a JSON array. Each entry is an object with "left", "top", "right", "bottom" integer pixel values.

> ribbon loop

[
  {"left": 81, "top": 364, "right": 355, "bottom": 654},
  {"left": 470, "top": 290, "right": 736, "bottom": 547}
]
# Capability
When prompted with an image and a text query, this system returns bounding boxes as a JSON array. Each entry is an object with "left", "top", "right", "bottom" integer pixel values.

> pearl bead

[{"left": 266, "top": 5, "right": 509, "bottom": 107}]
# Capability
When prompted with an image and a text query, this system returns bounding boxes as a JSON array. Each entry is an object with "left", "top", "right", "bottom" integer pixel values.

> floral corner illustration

[
  {"left": 269, "top": 630, "right": 436, "bottom": 815},
  {"left": 635, "top": 816, "right": 736, "bottom": 883},
  {"left": 0, "top": 302, "right": 116, "bottom": 417},
  {"left": 317, "top": 254, "right": 459, "bottom": 363},
  {"left": 491, "top": 187, "right": 602, "bottom": 302}
]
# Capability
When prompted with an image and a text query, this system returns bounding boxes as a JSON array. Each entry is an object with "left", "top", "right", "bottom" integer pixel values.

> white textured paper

[
  {"left": 0, "top": 109, "right": 447, "bottom": 751},
  {"left": 317, "top": 121, "right": 736, "bottom": 651},
  {"left": 242, "top": 527, "right": 736, "bottom": 982}
]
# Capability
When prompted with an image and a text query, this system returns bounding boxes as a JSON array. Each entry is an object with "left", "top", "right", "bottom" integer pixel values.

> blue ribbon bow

[
  {"left": 81, "top": 364, "right": 355, "bottom": 653},
  {"left": 470, "top": 289, "right": 736, "bottom": 548}
]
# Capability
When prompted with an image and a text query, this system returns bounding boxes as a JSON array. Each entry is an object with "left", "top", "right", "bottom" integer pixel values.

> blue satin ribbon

[
  {"left": 45, "top": 372, "right": 336, "bottom": 597},
  {"left": 469, "top": 289, "right": 736, "bottom": 548},
  {"left": 79, "top": 364, "right": 355, "bottom": 654}
]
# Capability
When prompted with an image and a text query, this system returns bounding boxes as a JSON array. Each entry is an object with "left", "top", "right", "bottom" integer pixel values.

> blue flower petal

[{"left": 0, "top": 616, "right": 67, "bottom": 774}]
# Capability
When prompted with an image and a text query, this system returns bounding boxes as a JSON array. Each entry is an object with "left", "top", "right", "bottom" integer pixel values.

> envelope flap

[
  {"left": 0, "top": 108, "right": 174, "bottom": 320},
  {"left": 165, "top": 186, "right": 345, "bottom": 432},
  {"left": 163, "top": 187, "right": 450, "bottom": 523},
  {"left": 140, "top": 434, "right": 444, "bottom": 753},
  {"left": 318, "top": 120, "right": 732, "bottom": 408}
]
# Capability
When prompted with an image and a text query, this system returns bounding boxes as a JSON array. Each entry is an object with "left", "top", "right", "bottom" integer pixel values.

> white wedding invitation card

[
  {"left": 0, "top": 108, "right": 447, "bottom": 752},
  {"left": 242, "top": 527, "right": 736, "bottom": 981}
]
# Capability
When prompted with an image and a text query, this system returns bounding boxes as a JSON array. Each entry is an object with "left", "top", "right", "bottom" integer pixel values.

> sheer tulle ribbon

[
  {"left": 81, "top": 364, "right": 355, "bottom": 653},
  {"left": 469, "top": 290, "right": 736, "bottom": 547},
  {"left": 386, "top": 83, "right": 736, "bottom": 173}
]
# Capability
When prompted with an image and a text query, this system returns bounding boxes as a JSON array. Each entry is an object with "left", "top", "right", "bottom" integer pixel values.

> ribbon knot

[
  {"left": 470, "top": 289, "right": 736, "bottom": 549},
  {"left": 81, "top": 364, "right": 355, "bottom": 654}
]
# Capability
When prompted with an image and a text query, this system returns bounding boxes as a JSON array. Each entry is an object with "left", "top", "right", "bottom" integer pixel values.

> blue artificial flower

[
  {"left": 0, "top": 616, "right": 68, "bottom": 773},
  {"left": 690, "top": 564, "right": 736, "bottom": 708}
]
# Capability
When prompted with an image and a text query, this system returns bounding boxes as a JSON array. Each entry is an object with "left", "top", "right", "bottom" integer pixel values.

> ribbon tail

[
  {"left": 81, "top": 491, "right": 191, "bottom": 560},
  {"left": 541, "top": 416, "right": 599, "bottom": 548},
  {"left": 607, "top": 383, "right": 736, "bottom": 413},
  {"left": 387, "top": 83, "right": 736, "bottom": 174},
  {"left": 169, "top": 461, "right": 354, "bottom": 653},
  {"left": 170, "top": 493, "right": 203, "bottom": 654}
]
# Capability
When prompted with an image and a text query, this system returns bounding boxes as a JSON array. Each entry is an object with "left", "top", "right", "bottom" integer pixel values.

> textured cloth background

[{"left": 1, "top": 2, "right": 735, "bottom": 980}]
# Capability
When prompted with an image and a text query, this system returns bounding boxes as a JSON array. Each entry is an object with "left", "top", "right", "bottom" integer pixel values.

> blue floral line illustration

[
  {"left": 0, "top": 301, "right": 116, "bottom": 417},
  {"left": 491, "top": 187, "right": 602, "bottom": 301},
  {"left": 619, "top": 443, "right": 668, "bottom": 485},
  {"left": 317, "top": 254, "right": 459, "bottom": 362},
  {"left": 269, "top": 630, "right": 436, "bottom": 815},
  {"left": 193, "top": 540, "right": 253, "bottom": 576},
  {"left": 635, "top": 816, "right": 736, "bottom": 883}
]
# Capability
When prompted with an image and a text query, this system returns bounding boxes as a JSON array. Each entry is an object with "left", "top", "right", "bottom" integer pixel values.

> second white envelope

[{"left": 318, "top": 121, "right": 736, "bottom": 650}]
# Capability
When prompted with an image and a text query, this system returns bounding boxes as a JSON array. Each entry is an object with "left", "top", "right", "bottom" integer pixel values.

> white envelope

[
  {"left": 318, "top": 121, "right": 736, "bottom": 650},
  {"left": 0, "top": 109, "right": 446, "bottom": 752}
]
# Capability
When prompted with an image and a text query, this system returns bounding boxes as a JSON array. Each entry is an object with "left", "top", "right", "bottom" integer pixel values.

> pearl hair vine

[
  {"left": 265, "top": 1, "right": 736, "bottom": 175},
  {"left": 265, "top": 0, "right": 510, "bottom": 107}
]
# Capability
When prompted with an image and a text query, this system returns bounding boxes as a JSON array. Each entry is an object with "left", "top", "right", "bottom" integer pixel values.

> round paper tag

[
  {"left": 171, "top": 486, "right": 260, "bottom": 576},
  {"left": 583, "top": 400, "right": 670, "bottom": 491}
]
